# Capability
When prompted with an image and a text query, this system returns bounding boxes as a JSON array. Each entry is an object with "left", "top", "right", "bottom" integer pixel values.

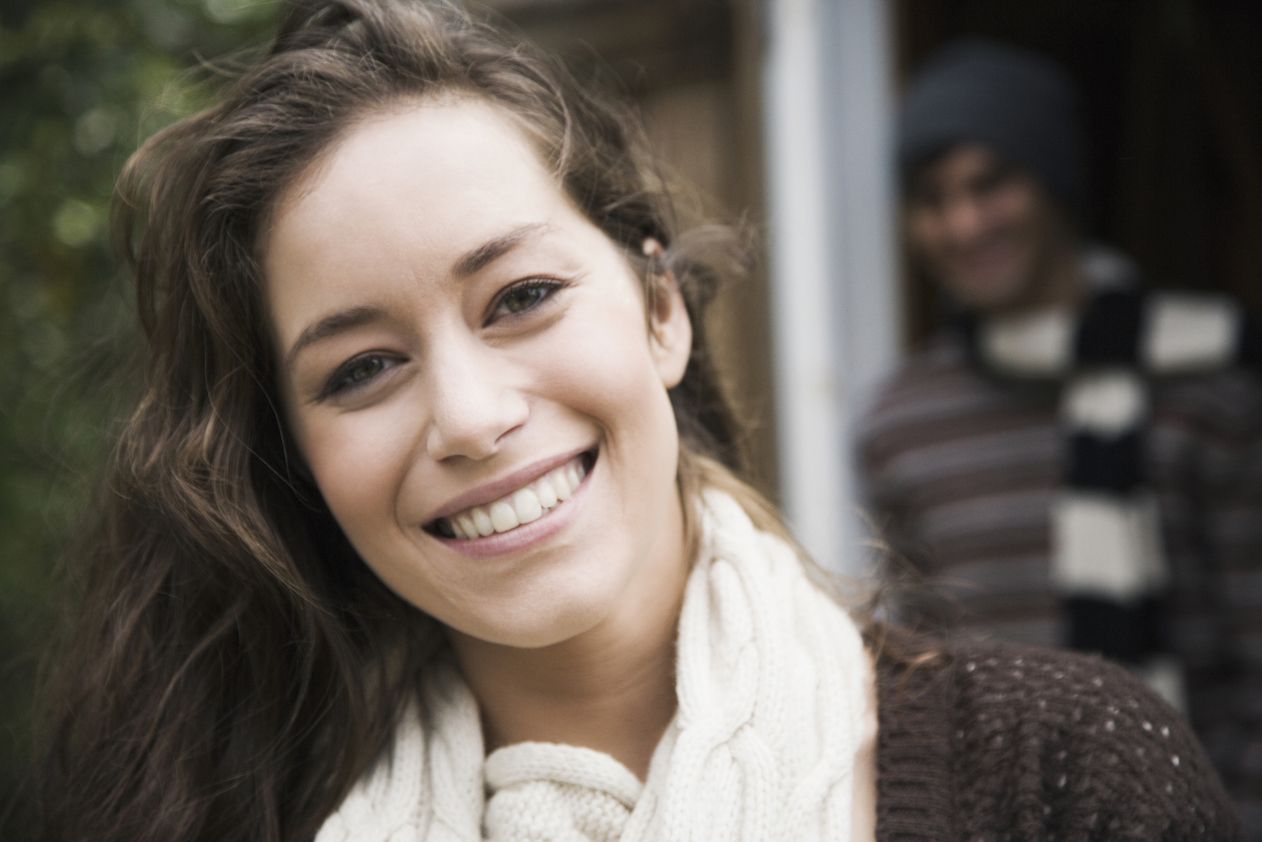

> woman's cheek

[
  {"left": 551, "top": 295, "right": 663, "bottom": 399},
  {"left": 304, "top": 403, "right": 421, "bottom": 534}
]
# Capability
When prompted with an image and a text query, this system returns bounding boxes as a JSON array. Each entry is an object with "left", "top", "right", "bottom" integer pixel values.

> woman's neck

[{"left": 448, "top": 529, "right": 690, "bottom": 780}]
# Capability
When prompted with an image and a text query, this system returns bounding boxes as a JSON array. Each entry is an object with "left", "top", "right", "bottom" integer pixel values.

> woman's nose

[{"left": 424, "top": 343, "right": 528, "bottom": 462}]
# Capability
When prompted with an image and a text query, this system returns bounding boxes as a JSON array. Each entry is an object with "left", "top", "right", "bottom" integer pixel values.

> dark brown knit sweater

[
  {"left": 875, "top": 639, "right": 1240, "bottom": 841},
  {"left": 857, "top": 331, "right": 1262, "bottom": 827}
]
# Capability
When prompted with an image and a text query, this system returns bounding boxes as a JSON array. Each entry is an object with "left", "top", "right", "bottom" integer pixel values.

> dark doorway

[{"left": 896, "top": 0, "right": 1262, "bottom": 343}]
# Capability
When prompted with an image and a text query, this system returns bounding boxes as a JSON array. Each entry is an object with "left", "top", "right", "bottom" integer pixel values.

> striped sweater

[{"left": 857, "top": 328, "right": 1262, "bottom": 833}]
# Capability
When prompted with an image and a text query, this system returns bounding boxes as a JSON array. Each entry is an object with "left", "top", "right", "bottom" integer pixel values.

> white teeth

[
  {"left": 554, "top": 469, "right": 573, "bottom": 501},
  {"left": 536, "top": 476, "right": 558, "bottom": 509},
  {"left": 472, "top": 507, "right": 494, "bottom": 537},
  {"left": 437, "top": 453, "right": 591, "bottom": 538},
  {"left": 512, "top": 487, "right": 543, "bottom": 525},
  {"left": 489, "top": 501, "right": 519, "bottom": 533}
]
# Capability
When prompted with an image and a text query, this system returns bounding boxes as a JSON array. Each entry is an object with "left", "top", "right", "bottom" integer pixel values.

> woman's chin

[{"left": 450, "top": 588, "right": 618, "bottom": 651}]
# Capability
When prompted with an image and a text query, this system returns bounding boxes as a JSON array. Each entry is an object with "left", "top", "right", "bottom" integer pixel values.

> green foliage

[{"left": 0, "top": 1, "right": 277, "bottom": 836}]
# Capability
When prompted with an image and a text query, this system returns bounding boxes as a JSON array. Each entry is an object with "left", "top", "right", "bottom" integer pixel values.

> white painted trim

[
  {"left": 829, "top": 0, "right": 902, "bottom": 576},
  {"left": 761, "top": 0, "right": 901, "bottom": 574}
]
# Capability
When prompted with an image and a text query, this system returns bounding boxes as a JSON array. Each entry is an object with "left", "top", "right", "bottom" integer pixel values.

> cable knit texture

[
  {"left": 315, "top": 490, "right": 1240, "bottom": 840},
  {"left": 315, "top": 489, "right": 870, "bottom": 841}
]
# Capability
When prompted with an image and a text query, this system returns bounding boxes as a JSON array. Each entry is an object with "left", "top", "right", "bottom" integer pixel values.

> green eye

[
  {"left": 345, "top": 356, "right": 385, "bottom": 384},
  {"left": 501, "top": 283, "right": 549, "bottom": 314},
  {"left": 488, "top": 279, "right": 563, "bottom": 323},
  {"left": 322, "top": 354, "right": 395, "bottom": 399}
]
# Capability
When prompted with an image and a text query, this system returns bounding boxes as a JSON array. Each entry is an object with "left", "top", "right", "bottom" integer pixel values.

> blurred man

[{"left": 858, "top": 40, "right": 1262, "bottom": 829}]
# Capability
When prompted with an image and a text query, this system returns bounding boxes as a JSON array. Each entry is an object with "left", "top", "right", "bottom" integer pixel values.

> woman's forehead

[
  {"left": 265, "top": 101, "right": 571, "bottom": 278},
  {"left": 290, "top": 100, "right": 552, "bottom": 215}
]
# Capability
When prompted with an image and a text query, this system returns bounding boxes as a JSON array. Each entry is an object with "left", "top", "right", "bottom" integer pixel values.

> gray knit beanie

[{"left": 897, "top": 39, "right": 1086, "bottom": 211}]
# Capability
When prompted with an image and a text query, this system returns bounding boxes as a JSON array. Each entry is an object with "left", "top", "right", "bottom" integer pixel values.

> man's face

[{"left": 905, "top": 144, "right": 1066, "bottom": 314}]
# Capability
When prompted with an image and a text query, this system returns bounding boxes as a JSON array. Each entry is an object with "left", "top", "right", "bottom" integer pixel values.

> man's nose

[
  {"left": 940, "top": 193, "right": 987, "bottom": 243},
  {"left": 424, "top": 341, "right": 528, "bottom": 462}
]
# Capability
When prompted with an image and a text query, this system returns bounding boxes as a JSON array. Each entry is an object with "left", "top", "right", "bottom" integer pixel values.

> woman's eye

[
  {"left": 321, "top": 354, "right": 396, "bottom": 399},
  {"left": 488, "top": 279, "right": 562, "bottom": 323}
]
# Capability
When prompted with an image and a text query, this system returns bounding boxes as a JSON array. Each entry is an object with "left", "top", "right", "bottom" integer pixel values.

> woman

[{"left": 38, "top": 1, "right": 1238, "bottom": 840}]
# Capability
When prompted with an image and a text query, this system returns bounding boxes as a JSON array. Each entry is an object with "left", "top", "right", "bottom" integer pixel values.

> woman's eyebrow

[
  {"left": 285, "top": 224, "right": 553, "bottom": 372},
  {"left": 451, "top": 222, "right": 550, "bottom": 279},
  {"left": 285, "top": 305, "right": 388, "bottom": 373}
]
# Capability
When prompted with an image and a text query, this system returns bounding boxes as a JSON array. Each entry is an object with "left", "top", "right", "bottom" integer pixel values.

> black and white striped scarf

[{"left": 961, "top": 249, "right": 1261, "bottom": 708}]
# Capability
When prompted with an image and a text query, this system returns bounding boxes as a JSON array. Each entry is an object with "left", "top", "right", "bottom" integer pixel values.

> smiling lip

[
  {"left": 431, "top": 449, "right": 596, "bottom": 558},
  {"left": 429, "top": 452, "right": 589, "bottom": 540},
  {"left": 953, "top": 237, "right": 1014, "bottom": 271},
  {"left": 424, "top": 445, "right": 595, "bottom": 526}
]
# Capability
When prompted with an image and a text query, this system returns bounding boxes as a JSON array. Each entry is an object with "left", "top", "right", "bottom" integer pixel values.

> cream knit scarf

[{"left": 316, "top": 489, "right": 870, "bottom": 841}]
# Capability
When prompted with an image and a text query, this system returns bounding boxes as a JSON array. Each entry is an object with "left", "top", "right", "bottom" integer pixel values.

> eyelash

[
  {"left": 484, "top": 278, "right": 565, "bottom": 326},
  {"left": 318, "top": 352, "right": 401, "bottom": 400},
  {"left": 318, "top": 278, "right": 566, "bottom": 400}
]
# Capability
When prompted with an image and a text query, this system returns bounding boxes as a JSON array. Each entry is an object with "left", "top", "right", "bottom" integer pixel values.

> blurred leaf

[{"left": 0, "top": 1, "right": 278, "bottom": 837}]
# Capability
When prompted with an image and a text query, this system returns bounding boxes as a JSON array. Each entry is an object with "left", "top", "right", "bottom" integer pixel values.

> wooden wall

[{"left": 479, "top": 0, "right": 780, "bottom": 498}]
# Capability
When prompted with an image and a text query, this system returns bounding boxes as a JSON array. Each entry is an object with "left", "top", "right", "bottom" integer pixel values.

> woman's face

[{"left": 264, "top": 98, "right": 692, "bottom": 648}]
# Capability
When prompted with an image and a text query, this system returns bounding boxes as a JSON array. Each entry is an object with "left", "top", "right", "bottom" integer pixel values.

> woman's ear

[{"left": 643, "top": 238, "right": 692, "bottom": 389}]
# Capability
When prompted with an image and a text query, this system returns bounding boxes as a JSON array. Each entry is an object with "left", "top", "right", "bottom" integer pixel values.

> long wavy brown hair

[{"left": 33, "top": 2, "right": 797, "bottom": 840}]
